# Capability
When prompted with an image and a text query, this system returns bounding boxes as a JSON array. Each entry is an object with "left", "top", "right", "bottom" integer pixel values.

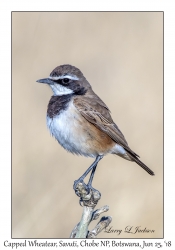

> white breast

[{"left": 46, "top": 100, "right": 96, "bottom": 157}]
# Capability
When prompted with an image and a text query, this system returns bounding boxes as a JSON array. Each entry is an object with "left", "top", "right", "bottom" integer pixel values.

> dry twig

[{"left": 70, "top": 181, "right": 112, "bottom": 238}]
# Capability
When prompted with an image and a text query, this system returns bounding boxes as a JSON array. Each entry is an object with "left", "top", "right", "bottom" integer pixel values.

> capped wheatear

[{"left": 37, "top": 64, "right": 154, "bottom": 192}]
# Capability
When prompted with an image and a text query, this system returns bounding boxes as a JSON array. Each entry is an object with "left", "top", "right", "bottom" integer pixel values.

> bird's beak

[{"left": 36, "top": 78, "right": 54, "bottom": 85}]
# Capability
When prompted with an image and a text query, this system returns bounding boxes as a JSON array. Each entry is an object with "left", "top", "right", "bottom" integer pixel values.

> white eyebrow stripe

[{"left": 49, "top": 75, "right": 79, "bottom": 81}]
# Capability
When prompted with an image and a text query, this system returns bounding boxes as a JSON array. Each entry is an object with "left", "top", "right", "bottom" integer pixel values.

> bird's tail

[{"left": 126, "top": 151, "right": 155, "bottom": 176}]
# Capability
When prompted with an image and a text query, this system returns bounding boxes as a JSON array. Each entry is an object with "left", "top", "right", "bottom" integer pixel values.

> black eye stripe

[
  {"left": 53, "top": 78, "right": 70, "bottom": 85},
  {"left": 53, "top": 79, "right": 62, "bottom": 84}
]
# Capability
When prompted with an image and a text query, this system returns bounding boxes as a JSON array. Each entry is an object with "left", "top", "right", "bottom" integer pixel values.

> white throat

[{"left": 50, "top": 84, "right": 74, "bottom": 96}]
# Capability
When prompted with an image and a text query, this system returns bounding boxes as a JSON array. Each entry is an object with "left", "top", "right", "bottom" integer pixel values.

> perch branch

[{"left": 70, "top": 181, "right": 112, "bottom": 238}]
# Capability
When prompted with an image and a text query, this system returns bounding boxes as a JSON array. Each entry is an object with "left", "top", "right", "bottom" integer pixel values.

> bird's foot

[
  {"left": 73, "top": 179, "right": 101, "bottom": 207},
  {"left": 87, "top": 182, "right": 97, "bottom": 193},
  {"left": 73, "top": 178, "right": 90, "bottom": 197}
]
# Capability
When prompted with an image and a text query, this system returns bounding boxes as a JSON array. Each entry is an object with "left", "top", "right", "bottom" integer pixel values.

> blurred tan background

[{"left": 12, "top": 12, "right": 163, "bottom": 238}]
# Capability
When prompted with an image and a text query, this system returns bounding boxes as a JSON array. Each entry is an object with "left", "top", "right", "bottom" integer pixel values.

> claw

[
  {"left": 79, "top": 198, "right": 84, "bottom": 207},
  {"left": 86, "top": 185, "right": 91, "bottom": 195},
  {"left": 73, "top": 178, "right": 83, "bottom": 191},
  {"left": 75, "top": 189, "right": 81, "bottom": 197}
]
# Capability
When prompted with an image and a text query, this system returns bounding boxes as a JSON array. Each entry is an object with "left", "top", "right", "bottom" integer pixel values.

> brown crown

[{"left": 50, "top": 64, "right": 84, "bottom": 78}]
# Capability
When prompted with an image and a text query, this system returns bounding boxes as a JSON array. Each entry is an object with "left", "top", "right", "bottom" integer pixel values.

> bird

[{"left": 37, "top": 64, "right": 154, "bottom": 192}]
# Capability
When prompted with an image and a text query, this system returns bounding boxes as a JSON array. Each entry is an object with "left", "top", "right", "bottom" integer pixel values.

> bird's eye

[{"left": 62, "top": 78, "right": 70, "bottom": 84}]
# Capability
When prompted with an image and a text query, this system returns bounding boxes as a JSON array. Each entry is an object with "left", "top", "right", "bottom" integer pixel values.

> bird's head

[{"left": 37, "top": 64, "right": 91, "bottom": 96}]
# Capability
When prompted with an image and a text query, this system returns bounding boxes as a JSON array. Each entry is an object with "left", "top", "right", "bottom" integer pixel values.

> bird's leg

[
  {"left": 73, "top": 155, "right": 103, "bottom": 193},
  {"left": 87, "top": 165, "right": 97, "bottom": 189}
]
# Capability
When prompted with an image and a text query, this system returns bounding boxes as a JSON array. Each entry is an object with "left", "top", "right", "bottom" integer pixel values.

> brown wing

[{"left": 73, "top": 95, "right": 139, "bottom": 158}]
